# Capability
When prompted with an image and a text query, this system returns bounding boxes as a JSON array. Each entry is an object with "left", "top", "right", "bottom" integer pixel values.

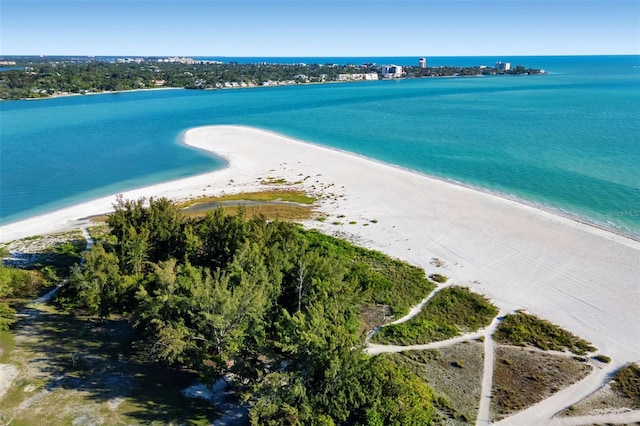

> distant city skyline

[{"left": 1, "top": 0, "right": 638, "bottom": 57}]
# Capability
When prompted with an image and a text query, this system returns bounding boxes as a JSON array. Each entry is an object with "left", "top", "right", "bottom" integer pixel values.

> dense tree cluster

[
  {"left": 55, "top": 197, "right": 438, "bottom": 424},
  {"left": 0, "top": 257, "right": 22, "bottom": 330},
  {"left": 0, "top": 60, "right": 373, "bottom": 99},
  {"left": 407, "top": 64, "right": 541, "bottom": 78},
  {"left": 0, "top": 57, "right": 542, "bottom": 99}
]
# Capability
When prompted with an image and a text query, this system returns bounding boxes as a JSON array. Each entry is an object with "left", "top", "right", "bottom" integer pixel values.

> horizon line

[{"left": 2, "top": 53, "right": 639, "bottom": 58}]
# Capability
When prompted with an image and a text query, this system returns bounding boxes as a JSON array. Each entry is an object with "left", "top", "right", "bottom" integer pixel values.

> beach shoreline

[
  {"left": 3, "top": 123, "right": 637, "bottom": 243},
  {"left": 11, "top": 86, "right": 185, "bottom": 101},
  {"left": 245, "top": 127, "right": 640, "bottom": 244},
  {"left": 1, "top": 125, "right": 639, "bottom": 368}
]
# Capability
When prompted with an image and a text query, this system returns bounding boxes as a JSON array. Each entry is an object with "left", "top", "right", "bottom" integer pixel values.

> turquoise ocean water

[{"left": 1, "top": 56, "right": 639, "bottom": 238}]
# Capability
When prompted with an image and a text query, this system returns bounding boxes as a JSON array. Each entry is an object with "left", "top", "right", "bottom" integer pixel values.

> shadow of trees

[{"left": 7, "top": 309, "right": 223, "bottom": 424}]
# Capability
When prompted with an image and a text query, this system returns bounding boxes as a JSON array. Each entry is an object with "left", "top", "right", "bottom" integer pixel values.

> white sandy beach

[{"left": 1, "top": 125, "right": 639, "bottom": 421}]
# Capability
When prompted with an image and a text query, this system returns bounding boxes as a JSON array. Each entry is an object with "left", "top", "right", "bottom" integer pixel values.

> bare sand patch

[{"left": 0, "top": 364, "right": 19, "bottom": 400}]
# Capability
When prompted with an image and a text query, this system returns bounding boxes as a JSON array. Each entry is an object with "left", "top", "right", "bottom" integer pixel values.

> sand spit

[{"left": 1, "top": 125, "right": 639, "bottom": 422}]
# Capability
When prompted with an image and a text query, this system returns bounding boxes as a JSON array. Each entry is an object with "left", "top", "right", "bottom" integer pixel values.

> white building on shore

[
  {"left": 495, "top": 61, "right": 511, "bottom": 71},
  {"left": 381, "top": 65, "right": 403, "bottom": 78},
  {"left": 337, "top": 73, "right": 379, "bottom": 81}
]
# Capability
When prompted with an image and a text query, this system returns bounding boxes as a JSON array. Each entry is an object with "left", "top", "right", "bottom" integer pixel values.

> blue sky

[{"left": 1, "top": 1, "right": 638, "bottom": 56}]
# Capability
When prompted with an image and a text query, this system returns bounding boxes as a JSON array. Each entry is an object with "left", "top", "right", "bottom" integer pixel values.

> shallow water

[{"left": 1, "top": 55, "right": 638, "bottom": 237}]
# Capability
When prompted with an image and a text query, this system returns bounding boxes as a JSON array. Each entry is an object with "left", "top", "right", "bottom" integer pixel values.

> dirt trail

[
  {"left": 366, "top": 331, "right": 486, "bottom": 355},
  {"left": 548, "top": 409, "right": 640, "bottom": 425},
  {"left": 494, "top": 363, "right": 619, "bottom": 426},
  {"left": 4, "top": 224, "right": 635, "bottom": 425},
  {"left": 475, "top": 312, "right": 505, "bottom": 426},
  {"left": 364, "top": 283, "right": 453, "bottom": 344},
  {"left": 1, "top": 227, "right": 94, "bottom": 404},
  {"left": 389, "top": 282, "right": 453, "bottom": 326},
  {"left": 30, "top": 227, "right": 93, "bottom": 306},
  {"left": 366, "top": 298, "right": 633, "bottom": 426}
]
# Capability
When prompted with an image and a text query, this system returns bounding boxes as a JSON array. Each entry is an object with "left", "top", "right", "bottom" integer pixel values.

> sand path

[
  {"left": 30, "top": 227, "right": 93, "bottom": 306},
  {"left": 366, "top": 301, "right": 632, "bottom": 426},
  {"left": 494, "top": 363, "right": 620, "bottom": 425},
  {"left": 476, "top": 312, "right": 504, "bottom": 425},
  {"left": 0, "top": 227, "right": 94, "bottom": 415},
  {"left": 548, "top": 410, "right": 640, "bottom": 425},
  {"left": 390, "top": 282, "right": 454, "bottom": 326}
]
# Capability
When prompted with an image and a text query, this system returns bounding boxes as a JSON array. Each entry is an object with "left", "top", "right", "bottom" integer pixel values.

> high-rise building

[
  {"left": 495, "top": 61, "right": 511, "bottom": 71},
  {"left": 419, "top": 57, "right": 427, "bottom": 68}
]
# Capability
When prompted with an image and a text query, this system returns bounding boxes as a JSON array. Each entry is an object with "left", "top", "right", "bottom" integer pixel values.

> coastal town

[{"left": 0, "top": 56, "right": 544, "bottom": 99}]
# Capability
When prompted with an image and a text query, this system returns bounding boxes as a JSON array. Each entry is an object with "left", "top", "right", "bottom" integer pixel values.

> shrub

[
  {"left": 302, "top": 230, "right": 435, "bottom": 319},
  {"left": 594, "top": 354, "right": 611, "bottom": 363},
  {"left": 494, "top": 312, "right": 595, "bottom": 355},
  {"left": 451, "top": 360, "right": 465, "bottom": 368},
  {"left": 429, "top": 273, "right": 448, "bottom": 283},
  {"left": 612, "top": 363, "right": 640, "bottom": 401},
  {"left": 372, "top": 286, "right": 498, "bottom": 345}
]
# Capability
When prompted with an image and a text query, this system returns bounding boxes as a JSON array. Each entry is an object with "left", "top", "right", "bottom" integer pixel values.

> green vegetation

[
  {"left": 389, "top": 344, "right": 485, "bottom": 423},
  {"left": 87, "top": 224, "right": 115, "bottom": 245},
  {"left": 0, "top": 267, "right": 31, "bottom": 330},
  {"left": 0, "top": 232, "right": 89, "bottom": 330},
  {"left": 3, "top": 234, "right": 84, "bottom": 277},
  {"left": 372, "top": 286, "right": 498, "bottom": 345},
  {"left": 198, "top": 203, "right": 315, "bottom": 221},
  {"left": 0, "top": 264, "right": 51, "bottom": 330},
  {"left": 0, "top": 59, "right": 375, "bottom": 99},
  {"left": 0, "top": 56, "right": 543, "bottom": 100},
  {"left": 47, "top": 196, "right": 438, "bottom": 424},
  {"left": 492, "top": 346, "right": 592, "bottom": 420},
  {"left": 0, "top": 331, "right": 15, "bottom": 364},
  {"left": 2, "top": 194, "right": 603, "bottom": 424},
  {"left": 302, "top": 230, "right": 435, "bottom": 318},
  {"left": 0, "top": 312, "right": 220, "bottom": 425},
  {"left": 556, "top": 361, "right": 640, "bottom": 417},
  {"left": 593, "top": 354, "right": 611, "bottom": 363},
  {"left": 180, "top": 190, "right": 316, "bottom": 207},
  {"left": 494, "top": 312, "right": 596, "bottom": 355},
  {"left": 428, "top": 273, "right": 448, "bottom": 283},
  {"left": 179, "top": 190, "right": 317, "bottom": 221},
  {"left": 260, "top": 177, "right": 288, "bottom": 185},
  {"left": 612, "top": 362, "right": 640, "bottom": 402}
]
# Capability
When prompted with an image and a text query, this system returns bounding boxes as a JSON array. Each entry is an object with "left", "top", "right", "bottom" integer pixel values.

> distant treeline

[{"left": 0, "top": 57, "right": 542, "bottom": 100}]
